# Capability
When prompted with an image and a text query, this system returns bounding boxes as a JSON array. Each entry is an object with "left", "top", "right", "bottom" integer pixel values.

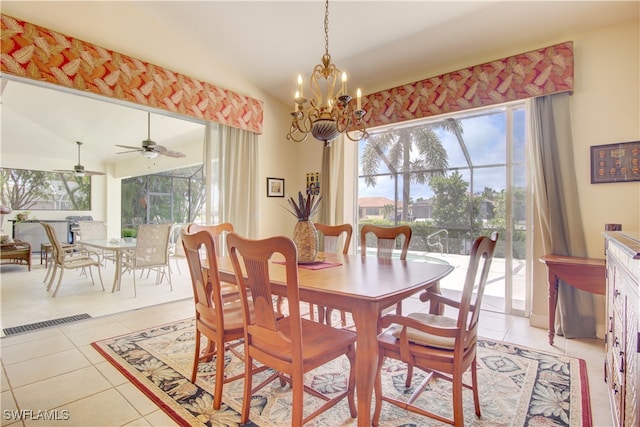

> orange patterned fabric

[
  {"left": 0, "top": 15, "right": 263, "bottom": 134},
  {"left": 362, "top": 42, "right": 573, "bottom": 128}
]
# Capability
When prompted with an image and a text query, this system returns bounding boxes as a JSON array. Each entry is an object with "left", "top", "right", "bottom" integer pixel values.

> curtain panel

[
  {"left": 528, "top": 93, "right": 595, "bottom": 339},
  {"left": 215, "top": 126, "right": 259, "bottom": 241}
]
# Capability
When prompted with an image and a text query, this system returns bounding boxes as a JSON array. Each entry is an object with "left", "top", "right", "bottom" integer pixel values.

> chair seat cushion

[{"left": 391, "top": 312, "right": 457, "bottom": 350}]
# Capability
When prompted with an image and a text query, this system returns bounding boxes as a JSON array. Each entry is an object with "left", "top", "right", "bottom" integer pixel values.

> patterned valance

[
  {"left": 363, "top": 42, "right": 573, "bottom": 128},
  {"left": 0, "top": 15, "right": 264, "bottom": 134}
]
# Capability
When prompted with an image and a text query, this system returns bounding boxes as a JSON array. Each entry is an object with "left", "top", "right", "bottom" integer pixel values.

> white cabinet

[
  {"left": 604, "top": 231, "right": 639, "bottom": 427},
  {"left": 12, "top": 220, "right": 70, "bottom": 253}
]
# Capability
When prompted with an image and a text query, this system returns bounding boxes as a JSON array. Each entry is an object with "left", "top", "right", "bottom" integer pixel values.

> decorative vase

[{"left": 292, "top": 220, "right": 318, "bottom": 263}]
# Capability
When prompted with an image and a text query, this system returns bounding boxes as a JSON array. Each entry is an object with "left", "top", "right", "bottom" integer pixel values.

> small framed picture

[
  {"left": 266, "top": 177, "right": 285, "bottom": 197},
  {"left": 590, "top": 141, "right": 640, "bottom": 184}
]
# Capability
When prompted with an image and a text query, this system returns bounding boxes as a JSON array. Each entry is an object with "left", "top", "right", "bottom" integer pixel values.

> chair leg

[
  {"left": 291, "top": 366, "right": 304, "bottom": 426},
  {"left": 471, "top": 358, "right": 481, "bottom": 416},
  {"left": 132, "top": 269, "right": 137, "bottom": 298},
  {"left": 191, "top": 331, "right": 201, "bottom": 383},
  {"left": 96, "top": 266, "right": 104, "bottom": 291},
  {"left": 52, "top": 269, "right": 64, "bottom": 297},
  {"left": 213, "top": 338, "right": 225, "bottom": 410},
  {"left": 452, "top": 372, "right": 464, "bottom": 426},
  {"left": 241, "top": 355, "right": 253, "bottom": 425},
  {"left": 46, "top": 265, "right": 58, "bottom": 291}
]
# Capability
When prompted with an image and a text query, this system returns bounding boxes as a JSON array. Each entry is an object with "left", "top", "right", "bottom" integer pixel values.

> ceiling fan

[
  {"left": 116, "top": 112, "right": 186, "bottom": 159},
  {"left": 53, "top": 141, "right": 105, "bottom": 177}
]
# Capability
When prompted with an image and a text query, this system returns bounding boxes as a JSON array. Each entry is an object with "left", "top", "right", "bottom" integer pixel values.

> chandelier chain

[{"left": 324, "top": 0, "right": 330, "bottom": 57}]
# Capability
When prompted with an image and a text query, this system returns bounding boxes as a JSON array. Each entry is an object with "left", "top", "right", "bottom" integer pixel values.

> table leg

[
  {"left": 350, "top": 305, "right": 379, "bottom": 427},
  {"left": 111, "top": 250, "right": 123, "bottom": 292},
  {"left": 547, "top": 272, "right": 559, "bottom": 345}
]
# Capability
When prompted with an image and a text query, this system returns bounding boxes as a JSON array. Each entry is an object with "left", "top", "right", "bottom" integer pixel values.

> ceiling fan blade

[
  {"left": 53, "top": 169, "right": 75, "bottom": 174},
  {"left": 116, "top": 144, "right": 143, "bottom": 151},
  {"left": 85, "top": 170, "right": 106, "bottom": 176},
  {"left": 161, "top": 149, "right": 186, "bottom": 158},
  {"left": 154, "top": 145, "right": 186, "bottom": 158}
]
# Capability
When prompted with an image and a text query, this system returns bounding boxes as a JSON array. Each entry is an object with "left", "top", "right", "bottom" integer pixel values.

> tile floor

[{"left": 0, "top": 261, "right": 613, "bottom": 426}]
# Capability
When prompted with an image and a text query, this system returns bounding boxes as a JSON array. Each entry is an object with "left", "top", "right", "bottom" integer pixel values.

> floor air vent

[{"left": 2, "top": 314, "right": 92, "bottom": 336}]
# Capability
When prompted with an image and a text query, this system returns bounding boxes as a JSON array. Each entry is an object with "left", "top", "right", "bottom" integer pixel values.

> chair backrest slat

[
  {"left": 315, "top": 223, "right": 352, "bottom": 254},
  {"left": 227, "top": 233, "right": 302, "bottom": 355},
  {"left": 459, "top": 232, "right": 498, "bottom": 343},
  {"left": 360, "top": 224, "right": 412, "bottom": 260}
]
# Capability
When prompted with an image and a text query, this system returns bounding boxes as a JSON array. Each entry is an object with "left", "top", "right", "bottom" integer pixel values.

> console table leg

[{"left": 548, "top": 273, "right": 558, "bottom": 345}]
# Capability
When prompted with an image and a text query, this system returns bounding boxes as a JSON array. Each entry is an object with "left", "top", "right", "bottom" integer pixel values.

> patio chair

[
  {"left": 41, "top": 222, "right": 104, "bottom": 297},
  {"left": 121, "top": 223, "right": 172, "bottom": 297}
]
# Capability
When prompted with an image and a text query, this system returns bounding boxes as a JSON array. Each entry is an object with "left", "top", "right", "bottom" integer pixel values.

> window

[
  {"left": 121, "top": 165, "right": 205, "bottom": 231},
  {"left": 358, "top": 102, "right": 527, "bottom": 315}
]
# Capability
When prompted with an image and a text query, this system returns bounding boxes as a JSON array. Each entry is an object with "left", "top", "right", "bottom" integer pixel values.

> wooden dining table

[{"left": 216, "top": 252, "right": 454, "bottom": 426}]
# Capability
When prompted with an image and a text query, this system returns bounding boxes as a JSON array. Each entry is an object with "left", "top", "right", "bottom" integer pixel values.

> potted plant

[
  {"left": 283, "top": 191, "right": 322, "bottom": 263},
  {"left": 15, "top": 211, "right": 30, "bottom": 222},
  {"left": 121, "top": 228, "right": 137, "bottom": 242}
]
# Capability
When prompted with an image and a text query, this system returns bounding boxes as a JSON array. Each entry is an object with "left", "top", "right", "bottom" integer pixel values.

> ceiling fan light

[
  {"left": 74, "top": 171, "right": 85, "bottom": 177},
  {"left": 142, "top": 150, "right": 158, "bottom": 159}
]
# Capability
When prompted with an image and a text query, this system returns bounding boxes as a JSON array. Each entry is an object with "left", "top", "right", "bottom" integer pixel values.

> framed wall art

[
  {"left": 266, "top": 177, "right": 285, "bottom": 197},
  {"left": 590, "top": 141, "right": 640, "bottom": 184}
]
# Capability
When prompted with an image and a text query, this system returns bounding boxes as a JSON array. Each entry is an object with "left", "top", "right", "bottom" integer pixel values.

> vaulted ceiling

[{"left": 1, "top": 1, "right": 636, "bottom": 167}]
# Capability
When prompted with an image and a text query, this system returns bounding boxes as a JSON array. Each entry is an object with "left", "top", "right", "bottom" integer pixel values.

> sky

[{"left": 358, "top": 104, "right": 526, "bottom": 201}]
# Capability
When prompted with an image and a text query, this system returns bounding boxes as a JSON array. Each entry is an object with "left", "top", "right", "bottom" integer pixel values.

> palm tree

[{"left": 360, "top": 120, "right": 461, "bottom": 222}]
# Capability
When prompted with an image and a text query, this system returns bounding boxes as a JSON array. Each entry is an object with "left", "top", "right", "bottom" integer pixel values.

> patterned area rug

[{"left": 92, "top": 319, "right": 592, "bottom": 426}]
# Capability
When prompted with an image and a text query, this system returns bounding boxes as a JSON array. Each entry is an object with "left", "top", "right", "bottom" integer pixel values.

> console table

[{"left": 539, "top": 254, "right": 606, "bottom": 345}]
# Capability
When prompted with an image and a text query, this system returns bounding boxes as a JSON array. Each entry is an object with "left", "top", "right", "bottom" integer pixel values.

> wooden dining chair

[
  {"left": 314, "top": 222, "right": 352, "bottom": 326},
  {"left": 360, "top": 224, "right": 412, "bottom": 315},
  {"left": 372, "top": 233, "right": 498, "bottom": 427},
  {"left": 41, "top": 222, "right": 104, "bottom": 297},
  {"left": 226, "top": 232, "right": 358, "bottom": 425},
  {"left": 188, "top": 223, "right": 239, "bottom": 300},
  {"left": 181, "top": 229, "right": 268, "bottom": 410}
]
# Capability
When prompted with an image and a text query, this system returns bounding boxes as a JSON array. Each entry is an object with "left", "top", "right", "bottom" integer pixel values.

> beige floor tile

[
  {"left": 12, "top": 366, "right": 111, "bottom": 411},
  {"left": 61, "top": 322, "right": 132, "bottom": 347},
  {"left": 1, "top": 390, "right": 19, "bottom": 427},
  {"left": 1, "top": 366, "right": 9, "bottom": 392},
  {"left": 142, "top": 409, "right": 178, "bottom": 427},
  {"left": 122, "top": 417, "right": 152, "bottom": 427},
  {"left": 116, "top": 383, "right": 163, "bottom": 417},
  {"left": 1, "top": 335, "right": 75, "bottom": 365},
  {"left": 77, "top": 343, "right": 109, "bottom": 365},
  {"left": 94, "top": 360, "right": 128, "bottom": 387},
  {"left": 4, "top": 348, "right": 91, "bottom": 388},
  {"left": 22, "top": 389, "right": 140, "bottom": 427}
]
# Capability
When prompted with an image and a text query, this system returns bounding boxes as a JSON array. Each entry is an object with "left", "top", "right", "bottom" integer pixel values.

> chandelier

[{"left": 286, "top": 0, "right": 368, "bottom": 147}]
